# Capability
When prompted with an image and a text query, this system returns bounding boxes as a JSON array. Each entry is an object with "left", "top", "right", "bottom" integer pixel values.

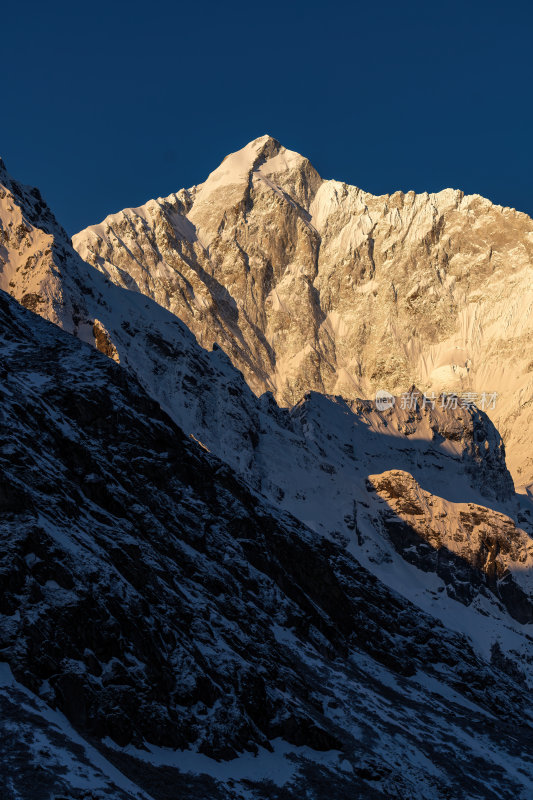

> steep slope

[
  {"left": 0, "top": 156, "right": 85, "bottom": 334},
  {"left": 72, "top": 136, "right": 533, "bottom": 490},
  {"left": 1, "top": 289, "right": 533, "bottom": 800}
]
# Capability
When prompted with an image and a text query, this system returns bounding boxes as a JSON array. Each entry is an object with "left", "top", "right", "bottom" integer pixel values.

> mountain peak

[
  {"left": 196, "top": 134, "right": 301, "bottom": 195},
  {"left": 181, "top": 135, "right": 322, "bottom": 247},
  {"left": 247, "top": 133, "right": 281, "bottom": 149}
]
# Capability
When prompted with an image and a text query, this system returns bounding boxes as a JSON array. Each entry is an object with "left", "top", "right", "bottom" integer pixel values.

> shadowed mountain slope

[{"left": 1, "top": 290, "right": 533, "bottom": 798}]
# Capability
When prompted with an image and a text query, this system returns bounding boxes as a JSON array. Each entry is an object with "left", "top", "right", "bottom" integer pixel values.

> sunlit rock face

[
  {"left": 72, "top": 136, "right": 533, "bottom": 491},
  {"left": 367, "top": 469, "right": 533, "bottom": 622},
  {"left": 0, "top": 157, "right": 81, "bottom": 333}
]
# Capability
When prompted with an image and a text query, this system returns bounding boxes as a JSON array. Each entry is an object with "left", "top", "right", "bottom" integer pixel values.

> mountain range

[{"left": 1, "top": 139, "right": 532, "bottom": 799}]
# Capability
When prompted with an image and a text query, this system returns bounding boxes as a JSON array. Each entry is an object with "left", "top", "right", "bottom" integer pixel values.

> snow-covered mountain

[
  {"left": 72, "top": 136, "right": 533, "bottom": 492},
  {"left": 2, "top": 154, "right": 530, "bottom": 627},
  {"left": 1, "top": 153, "right": 533, "bottom": 798}
]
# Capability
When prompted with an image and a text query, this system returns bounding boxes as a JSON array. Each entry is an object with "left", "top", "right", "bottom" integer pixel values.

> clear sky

[{"left": 3, "top": 0, "right": 532, "bottom": 234}]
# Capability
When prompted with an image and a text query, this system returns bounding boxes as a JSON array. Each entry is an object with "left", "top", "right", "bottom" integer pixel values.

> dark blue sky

[{"left": 3, "top": 0, "right": 532, "bottom": 234}]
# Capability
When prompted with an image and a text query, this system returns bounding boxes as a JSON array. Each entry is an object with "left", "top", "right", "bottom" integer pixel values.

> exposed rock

[
  {"left": 1, "top": 155, "right": 533, "bottom": 799},
  {"left": 367, "top": 469, "right": 533, "bottom": 621},
  {"left": 93, "top": 318, "right": 120, "bottom": 361}
]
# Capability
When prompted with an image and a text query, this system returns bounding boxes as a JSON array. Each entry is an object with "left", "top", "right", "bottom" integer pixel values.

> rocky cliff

[{"left": 367, "top": 469, "right": 533, "bottom": 622}]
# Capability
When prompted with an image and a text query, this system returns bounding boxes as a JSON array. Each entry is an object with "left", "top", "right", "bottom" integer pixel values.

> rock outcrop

[{"left": 367, "top": 469, "right": 533, "bottom": 622}]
